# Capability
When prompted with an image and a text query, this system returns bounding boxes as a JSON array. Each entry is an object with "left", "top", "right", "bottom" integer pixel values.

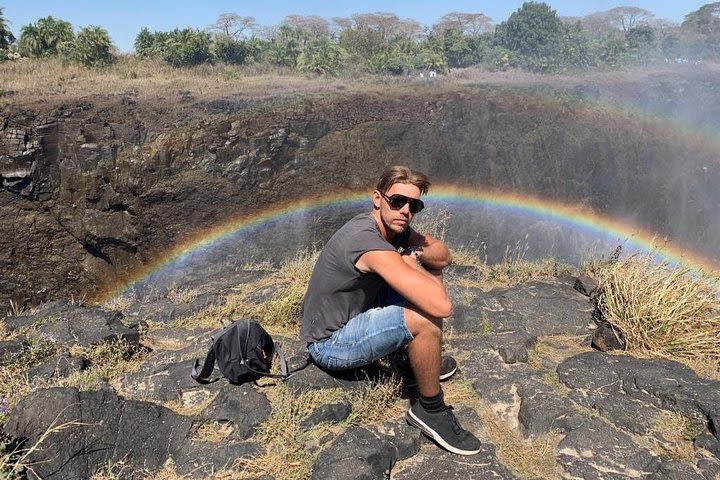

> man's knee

[{"left": 404, "top": 305, "right": 442, "bottom": 337}]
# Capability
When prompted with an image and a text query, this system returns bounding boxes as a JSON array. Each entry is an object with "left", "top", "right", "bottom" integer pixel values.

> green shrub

[
  {"left": 133, "top": 27, "right": 211, "bottom": 66},
  {"left": 67, "top": 26, "right": 115, "bottom": 67},
  {"left": 213, "top": 34, "right": 248, "bottom": 64},
  {"left": 18, "top": 16, "right": 74, "bottom": 58},
  {"left": 162, "top": 28, "right": 211, "bottom": 67},
  {"left": 296, "top": 38, "right": 347, "bottom": 75}
]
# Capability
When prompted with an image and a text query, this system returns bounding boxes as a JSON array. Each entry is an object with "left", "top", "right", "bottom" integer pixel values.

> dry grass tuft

[
  {"left": 595, "top": 255, "right": 720, "bottom": 373},
  {"left": 449, "top": 246, "right": 486, "bottom": 268},
  {"left": 1, "top": 417, "right": 84, "bottom": 479},
  {"left": 449, "top": 254, "right": 574, "bottom": 292},
  {"left": 166, "top": 285, "right": 200, "bottom": 305},
  {"left": 483, "top": 257, "right": 574, "bottom": 289},
  {"left": 412, "top": 208, "right": 453, "bottom": 243},
  {"left": 194, "top": 420, "right": 235, "bottom": 443},
  {"left": 0, "top": 367, "right": 30, "bottom": 411},
  {"left": 475, "top": 399, "right": 561, "bottom": 478},
  {"left": 161, "top": 391, "right": 218, "bottom": 417},
  {"left": 245, "top": 249, "right": 319, "bottom": 332},
  {"left": 347, "top": 375, "right": 404, "bottom": 426},
  {"left": 649, "top": 410, "right": 705, "bottom": 461},
  {"left": 0, "top": 56, "right": 352, "bottom": 108}
]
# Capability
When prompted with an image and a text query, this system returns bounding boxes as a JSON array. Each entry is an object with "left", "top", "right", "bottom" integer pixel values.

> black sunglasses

[{"left": 380, "top": 192, "right": 425, "bottom": 214}]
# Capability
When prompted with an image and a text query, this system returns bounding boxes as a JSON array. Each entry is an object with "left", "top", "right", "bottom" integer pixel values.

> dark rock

[
  {"left": 311, "top": 425, "right": 398, "bottom": 480},
  {"left": 377, "top": 419, "right": 422, "bottom": 460},
  {"left": 696, "top": 429, "right": 720, "bottom": 460},
  {"left": 493, "top": 280, "right": 593, "bottom": 337},
  {"left": 142, "top": 326, "right": 212, "bottom": 356},
  {"left": 573, "top": 274, "right": 599, "bottom": 297},
  {"left": 0, "top": 338, "right": 28, "bottom": 364},
  {"left": 123, "top": 292, "right": 225, "bottom": 324},
  {"left": 118, "top": 359, "right": 225, "bottom": 405},
  {"left": 27, "top": 354, "right": 87, "bottom": 384},
  {"left": 393, "top": 407, "right": 514, "bottom": 479},
  {"left": 646, "top": 459, "right": 707, "bottom": 480},
  {"left": 517, "top": 380, "right": 584, "bottom": 437},
  {"left": 496, "top": 331, "right": 537, "bottom": 364},
  {"left": 591, "top": 320, "right": 626, "bottom": 351},
  {"left": 4, "top": 300, "right": 139, "bottom": 350},
  {"left": 558, "top": 352, "right": 720, "bottom": 428},
  {"left": 286, "top": 361, "right": 386, "bottom": 395},
  {"left": 557, "top": 418, "right": 662, "bottom": 479},
  {"left": 449, "top": 338, "right": 536, "bottom": 410},
  {"left": 712, "top": 415, "right": 719, "bottom": 436},
  {"left": 204, "top": 99, "right": 249, "bottom": 114},
  {"left": 392, "top": 448, "right": 518, "bottom": 479},
  {"left": 4, "top": 387, "right": 192, "bottom": 479},
  {"left": 172, "top": 440, "right": 262, "bottom": 478},
  {"left": 197, "top": 383, "right": 272, "bottom": 439},
  {"left": 570, "top": 388, "right": 662, "bottom": 435},
  {"left": 696, "top": 453, "right": 720, "bottom": 480},
  {"left": 448, "top": 301, "right": 537, "bottom": 364},
  {"left": 300, "top": 402, "right": 352, "bottom": 430}
]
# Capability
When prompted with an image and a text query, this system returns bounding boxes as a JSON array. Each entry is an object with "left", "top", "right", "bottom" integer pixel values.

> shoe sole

[
  {"left": 439, "top": 365, "right": 457, "bottom": 381},
  {"left": 406, "top": 409, "right": 481, "bottom": 455},
  {"left": 402, "top": 365, "right": 457, "bottom": 388}
]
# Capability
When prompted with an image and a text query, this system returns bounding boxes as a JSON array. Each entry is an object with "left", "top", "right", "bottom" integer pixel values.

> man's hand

[{"left": 406, "top": 228, "right": 452, "bottom": 270}]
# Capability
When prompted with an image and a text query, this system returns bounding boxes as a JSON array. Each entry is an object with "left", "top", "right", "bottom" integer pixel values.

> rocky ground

[{"left": 2, "top": 265, "right": 719, "bottom": 479}]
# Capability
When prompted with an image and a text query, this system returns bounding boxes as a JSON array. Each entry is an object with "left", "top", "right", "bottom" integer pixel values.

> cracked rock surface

[{"left": 3, "top": 270, "right": 720, "bottom": 479}]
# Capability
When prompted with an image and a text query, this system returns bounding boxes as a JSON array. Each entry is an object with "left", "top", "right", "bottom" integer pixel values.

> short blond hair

[{"left": 376, "top": 166, "right": 431, "bottom": 195}]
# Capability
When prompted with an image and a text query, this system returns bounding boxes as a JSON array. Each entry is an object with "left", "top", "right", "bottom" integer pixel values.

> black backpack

[{"left": 191, "top": 319, "right": 306, "bottom": 384}]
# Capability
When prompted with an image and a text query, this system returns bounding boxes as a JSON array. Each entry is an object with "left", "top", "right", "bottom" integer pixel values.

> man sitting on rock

[{"left": 299, "top": 165, "right": 481, "bottom": 455}]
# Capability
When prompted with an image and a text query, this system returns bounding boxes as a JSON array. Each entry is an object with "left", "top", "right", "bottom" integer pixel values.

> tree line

[{"left": 2, "top": 2, "right": 719, "bottom": 73}]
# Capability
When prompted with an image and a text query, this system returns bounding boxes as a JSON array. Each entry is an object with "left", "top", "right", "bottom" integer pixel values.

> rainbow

[{"left": 98, "top": 184, "right": 720, "bottom": 301}]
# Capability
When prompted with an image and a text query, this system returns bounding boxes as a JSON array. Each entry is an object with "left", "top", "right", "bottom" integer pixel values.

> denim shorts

[{"left": 307, "top": 287, "right": 413, "bottom": 371}]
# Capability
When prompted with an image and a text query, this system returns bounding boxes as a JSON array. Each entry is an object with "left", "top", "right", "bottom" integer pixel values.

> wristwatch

[{"left": 407, "top": 246, "right": 423, "bottom": 263}]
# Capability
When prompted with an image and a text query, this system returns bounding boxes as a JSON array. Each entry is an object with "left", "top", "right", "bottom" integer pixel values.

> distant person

[{"left": 299, "top": 165, "right": 481, "bottom": 455}]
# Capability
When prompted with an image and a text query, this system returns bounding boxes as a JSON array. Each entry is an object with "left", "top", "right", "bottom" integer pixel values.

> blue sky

[{"left": 2, "top": 1, "right": 709, "bottom": 53}]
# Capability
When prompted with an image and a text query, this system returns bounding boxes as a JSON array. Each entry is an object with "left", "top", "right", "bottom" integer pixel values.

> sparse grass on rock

[
  {"left": 219, "top": 384, "right": 343, "bottom": 480},
  {"left": 174, "top": 249, "right": 318, "bottom": 336},
  {"left": 55, "top": 339, "right": 145, "bottom": 391},
  {"left": 450, "top": 246, "right": 575, "bottom": 291},
  {"left": 595, "top": 255, "right": 720, "bottom": 375}
]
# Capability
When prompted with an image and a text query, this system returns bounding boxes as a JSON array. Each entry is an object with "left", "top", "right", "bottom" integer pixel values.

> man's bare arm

[
  {"left": 406, "top": 228, "right": 452, "bottom": 270},
  {"left": 356, "top": 250, "right": 452, "bottom": 318}
]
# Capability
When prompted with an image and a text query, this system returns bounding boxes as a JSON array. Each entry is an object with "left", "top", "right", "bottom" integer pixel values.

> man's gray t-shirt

[{"left": 299, "top": 212, "right": 409, "bottom": 343}]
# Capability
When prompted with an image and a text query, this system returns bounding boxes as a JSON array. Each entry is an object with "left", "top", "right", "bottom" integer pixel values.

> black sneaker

[
  {"left": 406, "top": 402, "right": 481, "bottom": 455},
  {"left": 439, "top": 355, "right": 457, "bottom": 381}
]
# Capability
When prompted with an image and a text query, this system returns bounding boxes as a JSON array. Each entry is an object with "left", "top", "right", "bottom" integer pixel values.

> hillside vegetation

[{"left": 2, "top": 3, "right": 720, "bottom": 74}]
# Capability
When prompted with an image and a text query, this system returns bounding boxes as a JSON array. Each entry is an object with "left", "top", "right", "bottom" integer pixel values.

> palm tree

[
  {"left": 18, "top": 16, "right": 73, "bottom": 57},
  {"left": 18, "top": 23, "right": 43, "bottom": 56},
  {"left": 0, "top": 8, "right": 15, "bottom": 48}
]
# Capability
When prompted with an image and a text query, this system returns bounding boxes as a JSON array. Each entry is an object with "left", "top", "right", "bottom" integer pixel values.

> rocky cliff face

[{"left": 2, "top": 79, "right": 720, "bottom": 308}]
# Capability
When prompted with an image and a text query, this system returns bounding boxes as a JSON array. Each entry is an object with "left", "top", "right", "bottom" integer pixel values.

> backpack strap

[
  {"left": 191, "top": 327, "right": 228, "bottom": 383},
  {"left": 242, "top": 341, "right": 311, "bottom": 380},
  {"left": 191, "top": 345, "right": 221, "bottom": 384}
]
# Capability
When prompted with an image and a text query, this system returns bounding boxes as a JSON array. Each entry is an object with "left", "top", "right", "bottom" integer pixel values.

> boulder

[{"left": 4, "top": 300, "right": 139, "bottom": 350}]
